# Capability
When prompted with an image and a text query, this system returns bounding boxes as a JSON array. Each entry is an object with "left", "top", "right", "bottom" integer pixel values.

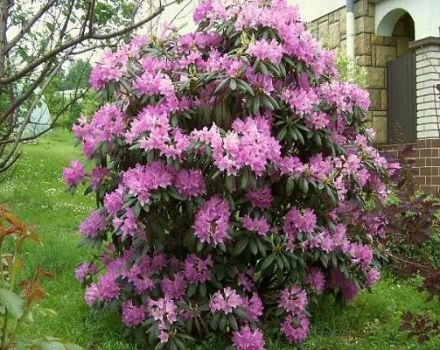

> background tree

[
  {"left": 61, "top": 60, "right": 92, "bottom": 91},
  {"left": 0, "top": 0, "right": 187, "bottom": 172}
]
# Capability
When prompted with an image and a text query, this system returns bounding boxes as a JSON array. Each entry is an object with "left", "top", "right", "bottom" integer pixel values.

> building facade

[{"left": 292, "top": 0, "right": 440, "bottom": 192}]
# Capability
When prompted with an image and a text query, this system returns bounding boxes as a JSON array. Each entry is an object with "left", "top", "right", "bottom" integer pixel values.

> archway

[{"left": 384, "top": 11, "right": 416, "bottom": 143}]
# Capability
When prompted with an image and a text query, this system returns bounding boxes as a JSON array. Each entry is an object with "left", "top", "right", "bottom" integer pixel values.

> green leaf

[
  {"left": 251, "top": 95, "right": 260, "bottom": 115},
  {"left": 234, "top": 308, "right": 251, "bottom": 321},
  {"left": 313, "top": 133, "right": 322, "bottom": 147},
  {"left": 259, "top": 254, "right": 275, "bottom": 271},
  {"left": 228, "top": 314, "right": 238, "bottom": 331},
  {"left": 187, "top": 284, "right": 197, "bottom": 298},
  {"left": 249, "top": 239, "right": 258, "bottom": 255},
  {"left": 286, "top": 177, "right": 295, "bottom": 196},
  {"left": 301, "top": 178, "right": 309, "bottom": 195},
  {"left": 199, "top": 283, "right": 207, "bottom": 298},
  {"left": 237, "top": 79, "right": 255, "bottom": 96},
  {"left": 277, "top": 127, "right": 287, "bottom": 141},
  {"left": 229, "top": 79, "right": 237, "bottom": 90},
  {"left": 214, "top": 78, "right": 230, "bottom": 94},
  {"left": 240, "top": 171, "right": 249, "bottom": 190},
  {"left": 256, "top": 238, "right": 267, "bottom": 257},
  {"left": 233, "top": 237, "right": 249, "bottom": 256},
  {"left": 0, "top": 288, "right": 23, "bottom": 319}
]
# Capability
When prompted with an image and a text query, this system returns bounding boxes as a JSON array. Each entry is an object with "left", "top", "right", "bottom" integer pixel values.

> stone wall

[{"left": 307, "top": 0, "right": 414, "bottom": 144}]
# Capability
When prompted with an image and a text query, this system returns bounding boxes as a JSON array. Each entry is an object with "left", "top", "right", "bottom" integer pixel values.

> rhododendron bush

[{"left": 64, "top": 0, "right": 397, "bottom": 348}]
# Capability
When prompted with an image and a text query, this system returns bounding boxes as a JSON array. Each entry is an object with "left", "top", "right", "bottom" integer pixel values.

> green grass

[{"left": 0, "top": 129, "right": 439, "bottom": 349}]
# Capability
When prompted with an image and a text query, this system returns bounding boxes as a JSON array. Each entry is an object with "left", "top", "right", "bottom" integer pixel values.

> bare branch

[{"left": 71, "top": 43, "right": 116, "bottom": 56}]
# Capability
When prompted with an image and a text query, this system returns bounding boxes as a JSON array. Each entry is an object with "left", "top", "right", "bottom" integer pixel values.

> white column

[{"left": 413, "top": 40, "right": 440, "bottom": 139}]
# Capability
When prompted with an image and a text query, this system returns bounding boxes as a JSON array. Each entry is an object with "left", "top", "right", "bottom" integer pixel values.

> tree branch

[
  {"left": 0, "top": 0, "right": 179, "bottom": 85},
  {"left": 0, "top": 60, "right": 64, "bottom": 170},
  {"left": 2, "top": 0, "right": 57, "bottom": 55}
]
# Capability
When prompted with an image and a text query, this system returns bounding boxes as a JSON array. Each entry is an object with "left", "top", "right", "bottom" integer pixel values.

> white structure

[{"left": 23, "top": 97, "right": 52, "bottom": 137}]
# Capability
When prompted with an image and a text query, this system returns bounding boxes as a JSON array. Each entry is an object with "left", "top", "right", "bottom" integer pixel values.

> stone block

[
  {"left": 355, "top": 33, "right": 371, "bottom": 55},
  {"left": 369, "top": 89, "right": 382, "bottom": 110},
  {"left": 355, "top": 16, "right": 375, "bottom": 34},
  {"left": 365, "top": 67, "right": 385, "bottom": 88},
  {"left": 373, "top": 116, "right": 388, "bottom": 144},
  {"left": 357, "top": 55, "right": 372, "bottom": 66},
  {"left": 371, "top": 34, "right": 384, "bottom": 46},
  {"left": 381, "top": 89, "right": 388, "bottom": 110},
  {"left": 339, "top": 10, "right": 347, "bottom": 34},
  {"left": 327, "top": 22, "right": 341, "bottom": 49},
  {"left": 318, "top": 21, "right": 329, "bottom": 38},
  {"left": 375, "top": 46, "right": 397, "bottom": 66},
  {"left": 353, "top": 0, "right": 367, "bottom": 18}
]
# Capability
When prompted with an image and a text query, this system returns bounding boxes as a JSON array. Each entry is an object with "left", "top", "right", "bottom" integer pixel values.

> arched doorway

[{"left": 381, "top": 11, "right": 416, "bottom": 143}]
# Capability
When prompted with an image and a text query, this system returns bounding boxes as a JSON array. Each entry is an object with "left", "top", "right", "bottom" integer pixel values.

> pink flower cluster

[
  {"left": 193, "top": 197, "right": 230, "bottom": 245},
  {"left": 63, "top": 160, "right": 85, "bottom": 187}
]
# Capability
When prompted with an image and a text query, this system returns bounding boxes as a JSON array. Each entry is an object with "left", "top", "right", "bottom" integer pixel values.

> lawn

[{"left": 0, "top": 128, "right": 439, "bottom": 350}]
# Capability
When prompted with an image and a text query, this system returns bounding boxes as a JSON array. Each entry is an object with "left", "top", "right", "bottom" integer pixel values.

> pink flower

[
  {"left": 329, "top": 269, "right": 359, "bottom": 302},
  {"left": 96, "top": 272, "right": 121, "bottom": 301},
  {"left": 149, "top": 298, "right": 177, "bottom": 326},
  {"left": 245, "top": 186, "right": 273, "bottom": 210},
  {"left": 231, "top": 325, "right": 265, "bottom": 350},
  {"left": 279, "top": 285, "right": 308, "bottom": 314},
  {"left": 85, "top": 283, "right": 98, "bottom": 305},
  {"left": 283, "top": 207, "right": 317, "bottom": 238},
  {"left": 349, "top": 243, "right": 373, "bottom": 267},
  {"left": 122, "top": 301, "right": 146, "bottom": 328},
  {"left": 237, "top": 272, "right": 254, "bottom": 292},
  {"left": 104, "top": 189, "right": 124, "bottom": 216},
  {"left": 184, "top": 254, "right": 213, "bottom": 284},
  {"left": 242, "top": 215, "right": 270, "bottom": 236},
  {"left": 119, "top": 208, "right": 143, "bottom": 237},
  {"left": 79, "top": 211, "right": 107, "bottom": 238},
  {"left": 366, "top": 268, "right": 380, "bottom": 288},
  {"left": 193, "top": 197, "right": 230, "bottom": 246},
  {"left": 161, "top": 273, "right": 187, "bottom": 299},
  {"left": 242, "top": 293, "right": 263, "bottom": 322},
  {"left": 209, "top": 287, "right": 242, "bottom": 314},
  {"left": 306, "top": 268, "right": 326, "bottom": 294},
  {"left": 281, "top": 314, "right": 310, "bottom": 344},
  {"left": 91, "top": 167, "right": 109, "bottom": 189},
  {"left": 247, "top": 39, "right": 284, "bottom": 64},
  {"left": 75, "top": 262, "right": 97, "bottom": 283},
  {"left": 63, "top": 160, "right": 85, "bottom": 187},
  {"left": 174, "top": 169, "right": 206, "bottom": 199},
  {"left": 126, "top": 260, "right": 155, "bottom": 294},
  {"left": 89, "top": 50, "right": 126, "bottom": 90},
  {"left": 122, "top": 162, "right": 173, "bottom": 205},
  {"left": 159, "top": 330, "right": 170, "bottom": 344}
]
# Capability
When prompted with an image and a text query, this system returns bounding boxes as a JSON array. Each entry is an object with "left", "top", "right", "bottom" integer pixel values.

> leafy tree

[
  {"left": 61, "top": 60, "right": 92, "bottom": 91},
  {"left": 0, "top": 0, "right": 186, "bottom": 172}
]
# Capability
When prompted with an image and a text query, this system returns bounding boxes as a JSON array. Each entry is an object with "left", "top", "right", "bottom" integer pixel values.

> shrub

[{"left": 65, "top": 1, "right": 395, "bottom": 348}]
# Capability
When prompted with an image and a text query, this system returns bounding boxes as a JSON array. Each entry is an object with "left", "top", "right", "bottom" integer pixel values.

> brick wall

[{"left": 412, "top": 139, "right": 440, "bottom": 193}]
